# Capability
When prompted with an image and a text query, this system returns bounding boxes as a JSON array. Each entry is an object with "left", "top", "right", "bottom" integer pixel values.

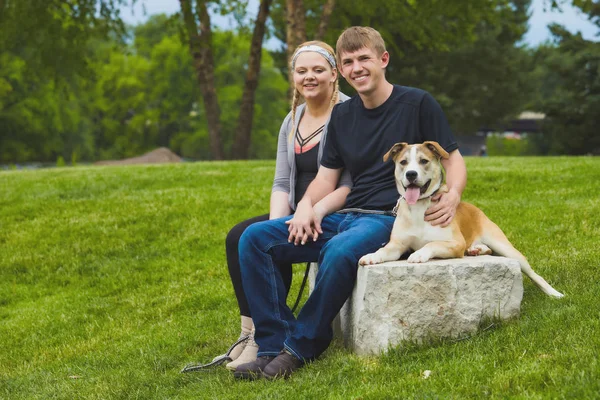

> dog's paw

[
  {"left": 359, "top": 253, "right": 381, "bottom": 266},
  {"left": 467, "top": 244, "right": 492, "bottom": 256},
  {"left": 407, "top": 249, "right": 432, "bottom": 263}
]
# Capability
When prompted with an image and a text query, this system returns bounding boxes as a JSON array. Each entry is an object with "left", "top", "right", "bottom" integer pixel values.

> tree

[
  {"left": 180, "top": 0, "right": 276, "bottom": 159},
  {"left": 315, "top": 0, "right": 336, "bottom": 41},
  {"left": 180, "top": 0, "right": 225, "bottom": 159},
  {"left": 386, "top": 0, "right": 535, "bottom": 134},
  {"left": 0, "top": 0, "right": 127, "bottom": 80},
  {"left": 533, "top": 25, "right": 600, "bottom": 154},
  {"left": 0, "top": 0, "right": 129, "bottom": 163},
  {"left": 270, "top": 0, "right": 337, "bottom": 94},
  {"left": 553, "top": 0, "right": 600, "bottom": 27},
  {"left": 232, "top": 0, "right": 274, "bottom": 159}
]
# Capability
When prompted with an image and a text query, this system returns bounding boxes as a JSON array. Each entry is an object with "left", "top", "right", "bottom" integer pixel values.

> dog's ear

[
  {"left": 383, "top": 142, "right": 408, "bottom": 162},
  {"left": 423, "top": 141, "right": 450, "bottom": 160}
]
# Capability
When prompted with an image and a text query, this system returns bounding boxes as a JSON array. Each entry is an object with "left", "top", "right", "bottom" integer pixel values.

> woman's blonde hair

[{"left": 289, "top": 40, "right": 340, "bottom": 141}]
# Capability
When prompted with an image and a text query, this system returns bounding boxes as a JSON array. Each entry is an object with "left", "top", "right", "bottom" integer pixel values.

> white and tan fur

[{"left": 359, "top": 141, "right": 564, "bottom": 298}]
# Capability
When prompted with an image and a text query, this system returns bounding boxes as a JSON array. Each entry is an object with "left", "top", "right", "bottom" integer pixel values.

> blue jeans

[{"left": 239, "top": 212, "right": 395, "bottom": 361}]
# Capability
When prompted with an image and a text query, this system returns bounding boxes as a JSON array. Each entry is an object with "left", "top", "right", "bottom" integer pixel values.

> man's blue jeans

[{"left": 239, "top": 212, "right": 395, "bottom": 361}]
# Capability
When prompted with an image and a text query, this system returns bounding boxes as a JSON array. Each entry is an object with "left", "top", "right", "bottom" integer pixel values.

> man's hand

[
  {"left": 285, "top": 199, "right": 320, "bottom": 245},
  {"left": 424, "top": 189, "right": 461, "bottom": 227}
]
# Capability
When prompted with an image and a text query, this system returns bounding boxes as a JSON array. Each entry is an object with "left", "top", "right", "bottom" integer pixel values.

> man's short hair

[{"left": 336, "top": 26, "right": 387, "bottom": 65}]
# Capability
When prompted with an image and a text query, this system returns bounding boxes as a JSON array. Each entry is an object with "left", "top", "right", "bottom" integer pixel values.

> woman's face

[{"left": 293, "top": 51, "right": 337, "bottom": 101}]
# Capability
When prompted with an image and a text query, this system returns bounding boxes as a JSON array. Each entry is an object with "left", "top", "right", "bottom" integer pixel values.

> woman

[{"left": 222, "top": 40, "right": 351, "bottom": 370}]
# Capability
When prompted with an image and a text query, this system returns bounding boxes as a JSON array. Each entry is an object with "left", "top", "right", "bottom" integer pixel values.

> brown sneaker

[
  {"left": 233, "top": 355, "right": 275, "bottom": 380},
  {"left": 262, "top": 350, "right": 304, "bottom": 380}
]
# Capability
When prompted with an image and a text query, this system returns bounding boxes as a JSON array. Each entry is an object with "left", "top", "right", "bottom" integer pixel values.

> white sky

[{"left": 119, "top": 0, "right": 598, "bottom": 48}]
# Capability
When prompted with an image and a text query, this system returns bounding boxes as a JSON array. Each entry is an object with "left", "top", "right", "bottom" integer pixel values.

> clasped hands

[{"left": 285, "top": 200, "right": 325, "bottom": 246}]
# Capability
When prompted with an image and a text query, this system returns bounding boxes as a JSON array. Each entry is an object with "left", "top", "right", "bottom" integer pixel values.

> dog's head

[{"left": 383, "top": 141, "right": 449, "bottom": 205}]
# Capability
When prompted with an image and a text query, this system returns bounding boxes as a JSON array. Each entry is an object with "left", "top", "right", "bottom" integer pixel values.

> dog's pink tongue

[{"left": 404, "top": 187, "right": 420, "bottom": 205}]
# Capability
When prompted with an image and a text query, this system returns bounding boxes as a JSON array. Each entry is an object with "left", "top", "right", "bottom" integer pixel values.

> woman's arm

[
  {"left": 270, "top": 191, "right": 292, "bottom": 219},
  {"left": 270, "top": 111, "right": 294, "bottom": 219}
]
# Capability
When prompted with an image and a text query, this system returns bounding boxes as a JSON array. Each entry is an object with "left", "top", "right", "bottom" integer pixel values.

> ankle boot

[
  {"left": 226, "top": 316, "right": 253, "bottom": 361},
  {"left": 226, "top": 329, "right": 258, "bottom": 370}
]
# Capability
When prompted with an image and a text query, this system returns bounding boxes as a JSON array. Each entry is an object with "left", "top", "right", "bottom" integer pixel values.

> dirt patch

[{"left": 95, "top": 147, "right": 182, "bottom": 166}]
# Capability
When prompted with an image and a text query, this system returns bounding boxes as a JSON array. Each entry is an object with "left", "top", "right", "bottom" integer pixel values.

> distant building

[{"left": 456, "top": 111, "right": 545, "bottom": 155}]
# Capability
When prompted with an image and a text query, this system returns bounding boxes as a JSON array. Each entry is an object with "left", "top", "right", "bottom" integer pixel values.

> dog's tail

[{"left": 481, "top": 220, "right": 564, "bottom": 298}]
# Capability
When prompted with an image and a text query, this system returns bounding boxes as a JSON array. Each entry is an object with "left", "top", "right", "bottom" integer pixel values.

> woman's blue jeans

[{"left": 239, "top": 212, "right": 395, "bottom": 361}]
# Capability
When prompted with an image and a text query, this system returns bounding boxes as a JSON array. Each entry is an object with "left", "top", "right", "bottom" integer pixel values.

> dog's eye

[
  {"left": 419, "top": 159, "right": 429, "bottom": 165},
  {"left": 400, "top": 160, "right": 408, "bottom": 166}
]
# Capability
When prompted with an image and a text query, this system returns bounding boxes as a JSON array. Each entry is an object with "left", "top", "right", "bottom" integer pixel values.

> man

[{"left": 235, "top": 26, "right": 467, "bottom": 380}]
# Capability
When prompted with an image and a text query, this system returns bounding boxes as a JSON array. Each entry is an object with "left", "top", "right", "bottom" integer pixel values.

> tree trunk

[
  {"left": 286, "top": 0, "right": 306, "bottom": 96},
  {"left": 231, "top": 0, "right": 273, "bottom": 159},
  {"left": 315, "top": 0, "right": 336, "bottom": 41},
  {"left": 180, "top": 0, "right": 224, "bottom": 160}
]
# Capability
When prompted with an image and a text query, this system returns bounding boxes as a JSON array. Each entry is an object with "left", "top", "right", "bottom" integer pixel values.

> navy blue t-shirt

[{"left": 321, "top": 85, "right": 458, "bottom": 210}]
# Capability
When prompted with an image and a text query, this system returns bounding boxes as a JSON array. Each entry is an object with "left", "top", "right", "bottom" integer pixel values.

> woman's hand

[{"left": 285, "top": 200, "right": 320, "bottom": 245}]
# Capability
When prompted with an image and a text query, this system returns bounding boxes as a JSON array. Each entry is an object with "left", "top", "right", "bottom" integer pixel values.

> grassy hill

[{"left": 1, "top": 157, "right": 599, "bottom": 399}]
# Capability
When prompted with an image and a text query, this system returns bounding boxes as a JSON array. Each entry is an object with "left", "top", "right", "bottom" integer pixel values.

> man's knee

[
  {"left": 321, "top": 235, "right": 362, "bottom": 260},
  {"left": 317, "top": 239, "right": 361, "bottom": 277},
  {"left": 238, "top": 221, "right": 265, "bottom": 252}
]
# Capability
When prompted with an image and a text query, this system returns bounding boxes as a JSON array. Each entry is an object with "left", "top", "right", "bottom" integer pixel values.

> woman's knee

[
  {"left": 227, "top": 215, "right": 268, "bottom": 250},
  {"left": 226, "top": 222, "right": 247, "bottom": 251}
]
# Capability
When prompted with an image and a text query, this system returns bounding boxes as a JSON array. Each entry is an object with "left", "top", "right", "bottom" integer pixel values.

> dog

[{"left": 358, "top": 141, "right": 564, "bottom": 298}]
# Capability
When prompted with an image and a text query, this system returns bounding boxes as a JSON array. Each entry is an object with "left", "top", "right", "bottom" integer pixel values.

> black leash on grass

[
  {"left": 180, "top": 334, "right": 249, "bottom": 373},
  {"left": 180, "top": 263, "right": 311, "bottom": 373},
  {"left": 291, "top": 262, "right": 311, "bottom": 315}
]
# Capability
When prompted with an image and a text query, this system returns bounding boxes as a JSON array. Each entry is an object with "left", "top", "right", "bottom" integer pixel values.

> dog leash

[
  {"left": 337, "top": 196, "right": 403, "bottom": 217},
  {"left": 180, "top": 263, "right": 312, "bottom": 373},
  {"left": 180, "top": 334, "right": 249, "bottom": 373}
]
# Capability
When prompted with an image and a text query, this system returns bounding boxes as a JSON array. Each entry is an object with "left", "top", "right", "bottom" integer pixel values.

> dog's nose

[{"left": 406, "top": 170, "right": 418, "bottom": 182}]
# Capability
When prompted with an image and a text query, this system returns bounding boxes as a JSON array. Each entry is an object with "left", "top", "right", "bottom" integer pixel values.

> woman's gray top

[{"left": 272, "top": 93, "right": 352, "bottom": 211}]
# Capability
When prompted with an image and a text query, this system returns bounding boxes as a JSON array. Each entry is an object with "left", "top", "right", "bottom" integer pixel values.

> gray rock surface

[{"left": 308, "top": 256, "right": 523, "bottom": 355}]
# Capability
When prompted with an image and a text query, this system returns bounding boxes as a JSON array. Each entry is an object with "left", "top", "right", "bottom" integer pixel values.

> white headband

[{"left": 291, "top": 45, "right": 337, "bottom": 70}]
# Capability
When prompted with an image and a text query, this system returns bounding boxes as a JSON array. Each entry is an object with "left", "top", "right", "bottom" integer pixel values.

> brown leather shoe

[
  {"left": 262, "top": 350, "right": 304, "bottom": 380},
  {"left": 233, "top": 355, "right": 275, "bottom": 380}
]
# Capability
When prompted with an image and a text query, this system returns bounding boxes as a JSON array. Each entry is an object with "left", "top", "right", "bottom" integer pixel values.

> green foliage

[
  {"left": 533, "top": 26, "right": 600, "bottom": 154},
  {"left": 390, "top": 0, "right": 535, "bottom": 134},
  {"left": 1, "top": 158, "right": 600, "bottom": 398},
  {"left": 2, "top": 0, "right": 598, "bottom": 162},
  {"left": 486, "top": 135, "right": 540, "bottom": 156},
  {"left": 0, "top": 0, "right": 127, "bottom": 81},
  {"left": 0, "top": 12, "right": 288, "bottom": 163},
  {"left": 269, "top": 0, "right": 535, "bottom": 135},
  {"left": 569, "top": 0, "right": 600, "bottom": 27},
  {"left": 0, "top": 0, "right": 127, "bottom": 163}
]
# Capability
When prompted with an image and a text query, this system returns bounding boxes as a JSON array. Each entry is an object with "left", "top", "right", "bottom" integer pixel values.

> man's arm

[
  {"left": 286, "top": 166, "right": 342, "bottom": 245},
  {"left": 424, "top": 149, "right": 467, "bottom": 226},
  {"left": 312, "top": 185, "right": 351, "bottom": 228}
]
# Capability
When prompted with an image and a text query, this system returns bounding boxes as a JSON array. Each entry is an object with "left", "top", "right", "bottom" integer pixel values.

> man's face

[{"left": 338, "top": 46, "right": 389, "bottom": 96}]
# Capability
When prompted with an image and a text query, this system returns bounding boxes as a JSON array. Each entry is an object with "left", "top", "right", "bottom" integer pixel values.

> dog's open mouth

[{"left": 404, "top": 180, "right": 431, "bottom": 205}]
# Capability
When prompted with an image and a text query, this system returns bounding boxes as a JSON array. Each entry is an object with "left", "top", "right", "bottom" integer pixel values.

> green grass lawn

[{"left": 1, "top": 157, "right": 599, "bottom": 399}]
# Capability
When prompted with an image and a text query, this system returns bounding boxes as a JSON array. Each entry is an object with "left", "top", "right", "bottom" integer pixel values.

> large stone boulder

[{"left": 308, "top": 255, "right": 523, "bottom": 355}]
